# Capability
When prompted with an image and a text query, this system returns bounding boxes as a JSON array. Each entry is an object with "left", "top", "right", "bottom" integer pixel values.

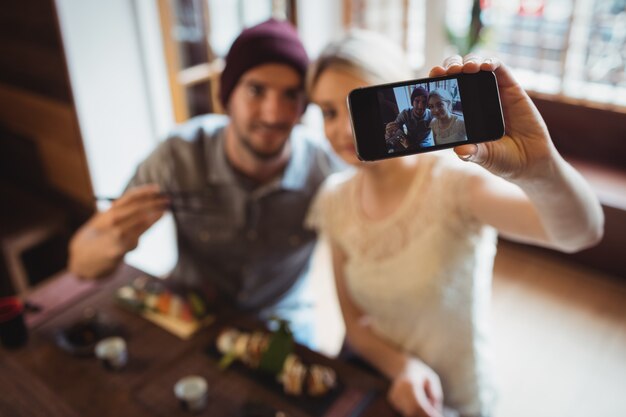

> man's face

[
  {"left": 227, "top": 63, "right": 305, "bottom": 160},
  {"left": 412, "top": 95, "right": 427, "bottom": 118}
]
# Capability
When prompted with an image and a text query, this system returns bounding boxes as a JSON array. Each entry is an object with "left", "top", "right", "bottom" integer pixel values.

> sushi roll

[
  {"left": 307, "top": 364, "right": 338, "bottom": 396},
  {"left": 279, "top": 354, "right": 307, "bottom": 396}
]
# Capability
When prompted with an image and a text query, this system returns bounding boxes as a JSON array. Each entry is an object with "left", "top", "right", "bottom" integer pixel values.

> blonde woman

[
  {"left": 428, "top": 88, "right": 468, "bottom": 145},
  {"left": 307, "top": 30, "right": 603, "bottom": 417}
]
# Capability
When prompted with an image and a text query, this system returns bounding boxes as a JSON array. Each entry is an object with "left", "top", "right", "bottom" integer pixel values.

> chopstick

[
  {"left": 95, "top": 191, "right": 219, "bottom": 213},
  {"left": 95, "top": 190, "right": 207, "bottom": 202}
]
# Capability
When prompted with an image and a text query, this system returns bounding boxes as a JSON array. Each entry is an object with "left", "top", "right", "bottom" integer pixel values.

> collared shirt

[
  {"left": 395, "top": 108, "right": 434, "bottom": 148},
  {"left": 127, "top": 114, "right": 341, "bottom": 310}
]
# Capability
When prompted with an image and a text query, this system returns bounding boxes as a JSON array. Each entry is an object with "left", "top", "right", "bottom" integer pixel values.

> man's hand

[
  {"left": 385, "top": 121, "right": 401, "bottom": 140},
  {"left": 429, "top": 55, "right": 556, "bottom": 181},
  {"left": 387, "top": 358, "right": 445, "bottom": 417},
  {"left": 68, "top": 184, "right": 170, "bottom": 279}
]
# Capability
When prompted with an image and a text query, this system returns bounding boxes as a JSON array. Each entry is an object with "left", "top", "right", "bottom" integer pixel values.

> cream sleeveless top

[
  {"left": 308, "top": 151, "right": 498, "bottom": 415},
  {"left": 431, "top": 114, "right": 468, "bottom": 145}
]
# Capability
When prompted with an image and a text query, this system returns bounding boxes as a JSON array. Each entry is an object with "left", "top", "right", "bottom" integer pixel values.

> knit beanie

[
  {"left": 219, "top": 19, "right": 309, "bottom": 109},
  {"left": 410, "top": 86, "right": 429, "bottom": 104}
]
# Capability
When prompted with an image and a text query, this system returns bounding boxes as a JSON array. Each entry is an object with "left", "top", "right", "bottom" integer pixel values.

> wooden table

[{"left": 0, "top": 265, "right": 398, "bottom": 417}]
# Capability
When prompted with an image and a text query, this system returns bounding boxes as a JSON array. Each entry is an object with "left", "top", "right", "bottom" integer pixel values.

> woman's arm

[
  {"left": 330, "top": 240, "right": 444, "bottom": 417},
  {"left": 464, "top": 159, "right": 603, "bottom": 253},
  {"left": 430, "top": 57, "right": 604, "bottom": 253},
  {"left": 330, "top": 241, "right": 407, "bottom": 378},
  {"left": 429, "top": 120, "right": 439, "bottom": 143}
]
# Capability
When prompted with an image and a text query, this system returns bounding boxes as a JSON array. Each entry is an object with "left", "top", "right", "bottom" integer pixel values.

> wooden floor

[
  {"left": 308, "top": 239, "right": 626, "bottom": 417},
  {"left": 490, "top": 241, "right": 626, "bottom": 417}
]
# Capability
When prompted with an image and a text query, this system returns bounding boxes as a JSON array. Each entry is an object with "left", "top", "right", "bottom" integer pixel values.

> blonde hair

[
  {"left": 428, "top": 88, "right": 454, "bottom": 106},
  {"left": 307, "top": 30, "right": 413, "bottom": 95}
]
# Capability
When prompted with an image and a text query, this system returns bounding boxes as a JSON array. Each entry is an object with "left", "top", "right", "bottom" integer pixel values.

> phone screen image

[
  {"left": 381, "top": 78, "right": 466, "bottom": 155},
  {"left": 348, "top": 72, "right": 504, "bottom": 161}
]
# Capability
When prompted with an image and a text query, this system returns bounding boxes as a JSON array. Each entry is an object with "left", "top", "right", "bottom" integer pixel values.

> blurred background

[
  {"left": 0, "top": 1, "right": 625, "bottom": 415},
  {"left": 3, "top": 0, "right": 623, "bottom": 284}
]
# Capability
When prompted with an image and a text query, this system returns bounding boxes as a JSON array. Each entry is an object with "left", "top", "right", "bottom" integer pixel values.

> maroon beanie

[
  {"left": 410, "top": 86, "right": 429, "bottom": 103},
  {"left": 219, "top": 19, "right": 309, "bottom": 109}
]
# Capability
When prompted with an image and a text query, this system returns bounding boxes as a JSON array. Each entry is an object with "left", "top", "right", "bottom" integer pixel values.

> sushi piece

[
  {"left": 216, "top": 327, "right": 337, "bottom": 397},
  {"left": 307, "top": 364, "right": 338, "bottom": 396},
  {"left": 279, "top": 354, "right": 307, "bottom": 396}
]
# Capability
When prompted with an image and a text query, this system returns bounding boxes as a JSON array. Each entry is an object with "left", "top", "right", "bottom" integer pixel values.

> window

[
  {"left": 157, "top": 0, "right": 297, "bottom": 122},
  {"left": 206, "top": 0, "right": 295, "bottom": 57},
  {"left": 449, "top": 0, "right": 626, "bottom": 109},
  {"left": 343, "top": 0, "right": 427, "bottom": 69}
]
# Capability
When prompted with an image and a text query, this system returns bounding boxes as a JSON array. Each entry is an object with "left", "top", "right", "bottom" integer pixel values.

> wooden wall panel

[
  {"left": 0, "top": 1, "right": 60, "bottom": 49},
  {"left": 37, "top": 137, "right": 92, "bottom": 206},
  {"left": 0, "top": 0, "right": 93, "bottom": 209},
  {"left": 0, "top": 84, "right": 91, "bottom": 206},
  {"left": 531, "top": 96, "right": 626, "bottom": 171},
  {"left": 0, "top": 84, "right": 76, "bottom": 146},
  {"left": 0, "top": 37, "right": 71, "bottom": 102},
  {"left": 0, "top": 0, "right": 69, "bottom": 102}
]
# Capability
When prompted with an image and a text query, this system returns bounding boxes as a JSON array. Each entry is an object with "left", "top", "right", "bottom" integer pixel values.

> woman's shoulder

[
  {"left": 319, "top": 168, "right": 357, "bottom": 194},
  {"left": 306, "top": 168, "right": 357, "bottom": 233},
  {"left": 422, "top": 152, "right": 495, "bottom": 228}
]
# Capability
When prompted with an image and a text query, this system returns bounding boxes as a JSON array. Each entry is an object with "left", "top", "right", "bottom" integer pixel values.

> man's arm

[
  {"left": 385, "top": 122, "right": 401, "bottom": 140},
  {"left": 68, "top": 185, "right": 169, "bottom": 279},
  {"left": 68, "top": 138, "right": 179, "bottom": 279},
  {"left": 385, "top": 111, "right": 409, "bottom": 140}
]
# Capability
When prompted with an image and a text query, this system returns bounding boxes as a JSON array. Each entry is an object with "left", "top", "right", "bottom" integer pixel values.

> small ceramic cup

[
  {"left": 94, "top": 337, "right": 128, "bottom": 370},
  {"left": 174, "top": 375, "right": 208, "bottom": 413}
]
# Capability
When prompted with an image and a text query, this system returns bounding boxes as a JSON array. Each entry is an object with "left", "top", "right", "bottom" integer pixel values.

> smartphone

[{"left": 348, "top": 71, "right": 505, "bottom": 161}]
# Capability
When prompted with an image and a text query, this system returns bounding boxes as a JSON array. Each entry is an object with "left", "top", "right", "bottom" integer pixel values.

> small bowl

[
  {"left": 55, "top": 311, "right": 125, "bottom": 357},
  {"left": 94, "top": 336, "right": 128, "bottom": 370},
  {"left": 174, "top": 375, "right": 208, "bottom": 413}
]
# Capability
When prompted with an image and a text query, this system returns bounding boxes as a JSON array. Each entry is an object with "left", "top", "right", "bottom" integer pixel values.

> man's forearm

[{"left": 67, "top": 222, "right": 125, "bottom": 279}]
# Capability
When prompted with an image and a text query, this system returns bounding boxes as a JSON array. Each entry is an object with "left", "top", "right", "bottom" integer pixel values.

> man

[
  {"left": 385, "top": 86, "right": 434, "bottom": 148},
  {"left": 68, "top": 19, "right": 341, "bottom": 342}
]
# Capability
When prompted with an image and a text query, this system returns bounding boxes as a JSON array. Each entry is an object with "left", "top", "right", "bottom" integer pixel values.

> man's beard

[
  {"left": 239, "top": 134, "right": 287, "bottom": 160},
  {"left": 412, "top": 108, "right": 425, "bottom": 119},
  {"left": 236, "top": 123, "right": 291, "bottom": 161}
]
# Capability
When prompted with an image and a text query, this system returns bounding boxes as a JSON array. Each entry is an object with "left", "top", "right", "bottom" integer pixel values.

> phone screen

[{"left": 348, "top": 71, "right": 505, "bottom": 161}]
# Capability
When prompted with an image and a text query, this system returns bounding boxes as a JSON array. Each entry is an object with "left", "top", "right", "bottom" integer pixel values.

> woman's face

[
  {"left": 311, "top": 68, "right": 366, "bottom": 166},
  {"left": 428, "top": 96, "right": 451, "bottom": 120}
]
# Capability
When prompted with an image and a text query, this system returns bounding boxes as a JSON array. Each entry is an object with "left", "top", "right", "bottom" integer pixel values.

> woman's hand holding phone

[
  {"left": 348, "top": 65, "right": 504, "bottom": 161},
  {"left": 430, "top": 55, "right": 557, "bottom": 181}
]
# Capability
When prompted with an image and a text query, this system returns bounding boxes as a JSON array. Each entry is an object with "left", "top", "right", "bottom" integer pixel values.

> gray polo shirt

[
  {"left": 394, "top": 108, "right": 434, "bottom": 147},
  {"left": 127, "top": 114, "right": 341, "bottom": 310}
]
